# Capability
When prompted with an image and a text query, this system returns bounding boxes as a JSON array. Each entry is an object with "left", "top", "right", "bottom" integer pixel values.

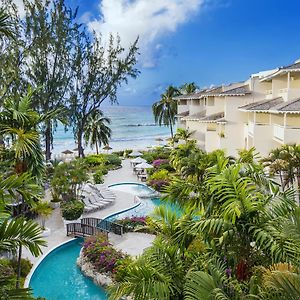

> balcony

[
  {"left": 273, "top": 124, "right": 300, "bottom": 144},
  {"left": 248, "top": 122, "right": 254, "bottom": 135},
  {"left": 273, "top": 124, "right": 284, "bottom": 141},
  {"left": 265, "top": 89, "right": 273, "bottom": 99}
]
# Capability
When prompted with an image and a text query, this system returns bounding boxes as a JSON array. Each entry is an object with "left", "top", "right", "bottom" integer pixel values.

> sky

[{"left": 14, "top": 0, "right": 300, "bottom": 105}]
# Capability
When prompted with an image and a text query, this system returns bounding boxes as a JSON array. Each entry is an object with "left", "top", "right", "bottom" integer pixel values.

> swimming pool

[
  {"left": 29, "top": 239, "right": 107, "bottom": 300},
  {"left": 107, "top": 183, "right": 179, "bottom": 220}
]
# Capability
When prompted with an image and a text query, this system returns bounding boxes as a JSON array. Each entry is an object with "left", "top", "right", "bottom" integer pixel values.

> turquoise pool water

[
  {"left": 107, "top": 183, "right": 179, "bottom": 220},
  {"left": 30, "top": 239, "right": 107, "bottom": 300},
  {"left": 109, "top": 182, "right": 156, "bottom": 197}
]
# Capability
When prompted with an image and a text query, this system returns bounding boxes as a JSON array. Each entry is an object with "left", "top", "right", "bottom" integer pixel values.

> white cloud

[{"left": 88, "top": 0, "right": 204, "bottom": 68}]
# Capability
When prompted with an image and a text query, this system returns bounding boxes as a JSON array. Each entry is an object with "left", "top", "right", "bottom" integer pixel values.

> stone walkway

[{"left": 23, "top": 159, "right": 155, "bottom": 263}]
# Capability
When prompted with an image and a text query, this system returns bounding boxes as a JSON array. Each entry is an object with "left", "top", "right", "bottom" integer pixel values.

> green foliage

[
  {"left": 0, "top": 258, "right": 33, "bottom": 299},
  {"left": 142, "top": 147, "right": 171, "bottom": 163},
  {"left": 60, "top": 200, "right": 84, "bottom": 220},
  {"left": 10, "top": 258, "right": 32, "bottom": 278},
  {"left": 104, "top": 154, "right": 122, "bottom": 167},
  {"left": 148, "top": 169, "right": 169, "bottom": 181},
  {"left": 84, "top": 155, "right": 106, "bottom": 166},
  {"left": 51, "top": 159, "right": 88, "bottom": 201},
  {"left": 93, "top": 170, "right": 104, "bottom": 184},
  {"left": 152, "top": 85, "right": 180, "bottom": 137}
]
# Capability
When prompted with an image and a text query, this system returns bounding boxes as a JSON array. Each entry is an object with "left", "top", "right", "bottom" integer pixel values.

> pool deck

[{"left": 23, "top": 159, "right": 155, "bottom": 263}]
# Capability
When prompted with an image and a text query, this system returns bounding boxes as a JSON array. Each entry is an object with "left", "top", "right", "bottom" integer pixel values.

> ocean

[{"left": 52, "top": 105, "right": 172, "bottom": 154}]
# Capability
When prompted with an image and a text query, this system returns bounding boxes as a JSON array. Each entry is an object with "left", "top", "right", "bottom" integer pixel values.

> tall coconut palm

[
  {"left": 83, "top": 110, "right": 111, "bottom": 155},
  {"left": 152, "top": 86, "right": 180, "bottom": 138},
  {"left": 180, "top": 82, "right": 199, "bottom": 95}
]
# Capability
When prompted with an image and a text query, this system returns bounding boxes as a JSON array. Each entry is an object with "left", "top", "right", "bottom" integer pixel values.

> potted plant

[
  {"left": 50, "top": 191, "right": 61, "bottom": 209},
  {"left": 31, "top": 201, "right": 53, "bottom": 237},
  {"left": 61, "top": 200, "right": 84, "bottom": 226}
]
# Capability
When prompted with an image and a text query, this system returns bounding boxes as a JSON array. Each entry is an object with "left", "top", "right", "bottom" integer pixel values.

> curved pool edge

[
  {"left": 103, "top": 182, "right": 157, "bottom": 220},
  {"left": 25, "top": 238, "right": 76, "bottom": 288}
]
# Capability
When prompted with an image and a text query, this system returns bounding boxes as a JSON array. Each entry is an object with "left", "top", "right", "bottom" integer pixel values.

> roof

[
  {"left": 174, "top": 88, "right": 209, "bottom": 100},
  {"left": 200, "top": 112, "right": 226, "bottom": 123},
  {"left": 260, "top": 61, "right": 300, "bottom": 81},
  {"left": 182, "top": 111, "right": 226, "bottom": 123},
  {"left": 239, "top": 97, "right": 300, "bottom": 114},
  {"left": 239, "top": 97, "right": 284, "bottom": 112},
  {"left": 182, "top": 111, "right": 206, "bottom": 121},
  {"left": 219, "top": 85, "right": 251, "bottom": 96},
  {"left": 270, "top": 98, "right": 300, "bottom": 113},
  {"left": 175, "top": 111, "right": 189, "bottom": 118}
]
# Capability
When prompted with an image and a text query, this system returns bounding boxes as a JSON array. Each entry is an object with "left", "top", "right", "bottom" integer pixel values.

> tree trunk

[
  {"left": 16, "top": 244, "right": 22, "bottom": 289},
  {"left": 170, "top": 123, "right": 173, "bottom": 138},
  {"left": 95, "top": 140, "right": 99, "bottom": 155},
  {"left": 45, "top": 122, "right": 52, "bottom": 161},
  {"left": 77, "top": 128, "right": 85, "bottom": 158}
]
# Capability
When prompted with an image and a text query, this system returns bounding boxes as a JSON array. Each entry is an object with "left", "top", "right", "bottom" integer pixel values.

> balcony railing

[
  {"left": 248, "top": 122, "right": 254, "bottom": 135},
  {"left": 273, "top": 124, "right": 284, "bottom": 141},
  {"left": 279, "top": 88, "right": 288, "bottom": 94}
]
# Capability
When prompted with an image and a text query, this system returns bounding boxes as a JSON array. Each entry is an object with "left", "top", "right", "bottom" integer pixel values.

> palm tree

[
  {"left": 0, "top": 173, "right": 46, "bottom": 292},
  {"left": 0, "top": 9, "right": 14, "bottom": 39},
  {"left": 174, "top": 128, "right": 195, "bottom": 142},
  {"left": 0, "top": 87, "right": 60, "bottom": 179},
  {"left": 152, "top": 86, "right": 180, "bottom": 138},
  {"left": 31, "top": 201, "right": 52, "bottom": 230},
  {"left": 180, "top": 82, "right": 199, "bottom": 94},
  {"left": 84, "top": 110, "right": 111, "bottom": 155}
]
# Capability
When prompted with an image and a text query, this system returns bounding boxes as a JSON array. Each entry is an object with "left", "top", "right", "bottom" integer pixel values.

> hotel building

[{"left": 176, "top": 59, "right": 300, "bottom": 157}]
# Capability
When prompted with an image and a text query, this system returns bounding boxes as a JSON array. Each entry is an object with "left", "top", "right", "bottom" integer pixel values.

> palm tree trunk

[
  {"left": 16, "top": 244, "right": 22, "bottom": 289},
  {"left": 77, "top": 129, "right": 85, "bottom": 158},
  {"left": 170, "top": 123, "right": 173, "bottom": 138},
  {"left": 95, "top": 140, "right": 99, "bottom": 155},
  {"left": 45, "top": 122, "right": 52, "bottom": 161}
]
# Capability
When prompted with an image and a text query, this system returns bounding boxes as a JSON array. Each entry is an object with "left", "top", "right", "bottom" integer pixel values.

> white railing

[
  {"left": 279, "top": 88, "right": 288, "bottom": 94},
  {"left": 248, "top": 122, "right": 254, "bottom": 135},
  {"left": 273, "top": 124, "right": 284, "bottom": 141}
]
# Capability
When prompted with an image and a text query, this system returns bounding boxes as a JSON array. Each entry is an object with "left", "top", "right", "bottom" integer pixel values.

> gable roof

[
  {"left": 239, "top": 97, "right": 284, "bottom": 112},
  {"left": 260, "top": 61, "right": 300, "bottom": 82},
  {"left": 219, "top": 85, "right": 251, "bottom": 96},
  {"left": 270, "top": 98, "right": 300, "bottom": 113}
]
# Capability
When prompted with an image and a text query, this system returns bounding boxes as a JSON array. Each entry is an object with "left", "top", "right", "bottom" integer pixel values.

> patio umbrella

[
  {"left": 62, "top": 149, "right": 73, "bottom": 155},
  {"left": 103, "top": 145, "right": 112, "bottom": 150},
  {"left": 131, "top": 157, "right": 146, "bottom": 164},
  {"left": 155, "top": 138, "right": 164, "bottom": 142},
  {"left": 73, "top": 147, "right": 79, "bottom": 151},
  {"left": 129, "top": 151, "right": 143, "bottom": 157},
  {"left": 135, "top": 162, "right": 154, "bottom": 170}
]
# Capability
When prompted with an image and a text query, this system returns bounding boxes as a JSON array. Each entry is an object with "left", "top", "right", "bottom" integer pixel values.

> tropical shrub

[
  {"left": 142, "top": 147, "right": 171, "bottom": 163},
  {"left": 104, "top": 154, "right": 122, "bottom": 167},
  {"left": 148, "top": 169, "right": 169, "bottom": 181},
  {"left": 152, "top": 159, "right": 169, "bottom": 168},
  {"left": 82, "top": 234, "right": 126, "bottom": 274},
  {"left": 51, "top": 159, "right": 88, "bottom": 201},
  {"left": 116, "top": 216, "right": 147, "bottom": 232},
  {"left": 93, "top": 170, "right": 104, "bottom": 184},
  {"left": 84, "top": 154, "right": 105, "bottom": 166},
  {"left": 148, "top": 179, "right": 169, "bottom": 191},
  {"left": 61, "top": 200, "right": 84, "bottom": 220}
]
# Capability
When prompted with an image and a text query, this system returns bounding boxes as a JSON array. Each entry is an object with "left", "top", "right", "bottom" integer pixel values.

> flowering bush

[
  {"left": 148, "top": 179, "right": 169, "bottom": 192},
  {"left": 152, "top": 159, "right": 169, "bottom": 168},
  {"left": 116, "top": 216, "right": 147, "bottom": 232},
  {"left": 83, "top": 234, "right": 125, "bottom": 274}
]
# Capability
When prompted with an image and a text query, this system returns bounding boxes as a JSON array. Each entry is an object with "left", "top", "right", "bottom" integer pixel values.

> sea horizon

[{"left": 51, "top": 105, "right": 173, "bottom": 155}]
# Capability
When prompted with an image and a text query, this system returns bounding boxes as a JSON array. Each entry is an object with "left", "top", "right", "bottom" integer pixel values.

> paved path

[{"left": 23, "top": 159, "right": 155, "bottom": 263}]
